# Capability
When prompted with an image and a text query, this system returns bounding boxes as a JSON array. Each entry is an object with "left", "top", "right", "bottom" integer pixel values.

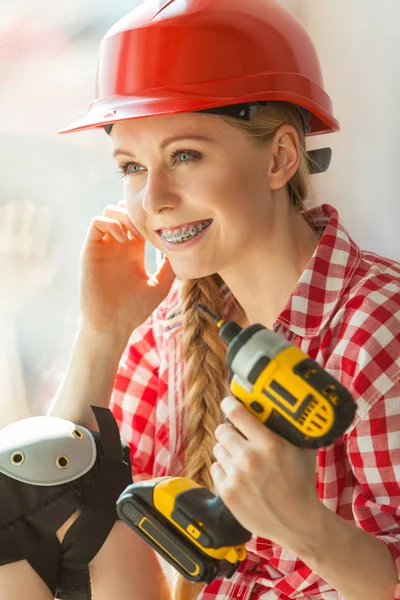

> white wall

[{"left": 281, "top": 0, "right": 400, "bottom": 260}]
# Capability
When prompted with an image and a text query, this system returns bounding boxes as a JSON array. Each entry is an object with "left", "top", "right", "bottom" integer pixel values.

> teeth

[{"left": 160, "top": 220, "right": 212, "bottom": 243}]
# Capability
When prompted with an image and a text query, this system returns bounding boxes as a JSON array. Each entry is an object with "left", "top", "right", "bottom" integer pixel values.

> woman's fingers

[
  {"left": 219, "top": 396, "right": 278, "bottom": 447},
  {"left": 210, "top": 460, "right": 227, "bottom": 487},
  {"left": 86, "top": 216, "right": 132, "bottom": 244},
  {"left": 85, "top": 201, "right": 143, "bottom": 244},
  {"left": 103, "top": 204, "right": 140, "bottom": 237},
  {"left": 213, "top": 442, "right": 233, "bottom": 464}
]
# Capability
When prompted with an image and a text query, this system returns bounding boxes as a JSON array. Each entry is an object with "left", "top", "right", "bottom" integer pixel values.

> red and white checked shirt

[{"left": 110, "top": 204, "right": 400, "bottom": 599}]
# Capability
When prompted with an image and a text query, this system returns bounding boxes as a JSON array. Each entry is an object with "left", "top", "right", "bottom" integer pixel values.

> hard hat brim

[{"left": 59, "top": 73, "right": 340, "bottom": 135}]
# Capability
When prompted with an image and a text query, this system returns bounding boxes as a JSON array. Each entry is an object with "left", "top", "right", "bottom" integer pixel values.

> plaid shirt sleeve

[
  {"left": 110, "top": 314, "right": 160, "bottom": 481},
  {"left": 346, "top": 382, "right": 400, "bottom": 599}
]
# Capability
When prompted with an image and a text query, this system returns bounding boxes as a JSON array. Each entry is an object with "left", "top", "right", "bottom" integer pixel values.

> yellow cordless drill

[{"left": 117, "top": 305, "right": 356, "bottom": 584}]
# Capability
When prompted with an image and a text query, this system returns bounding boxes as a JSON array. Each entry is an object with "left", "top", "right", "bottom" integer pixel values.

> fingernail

[
  {"left": 215, "top": 425, "right": 223, "bottom": 439},
  {"left": 221, "top": 396, "right": 239, "bottom": 414}
]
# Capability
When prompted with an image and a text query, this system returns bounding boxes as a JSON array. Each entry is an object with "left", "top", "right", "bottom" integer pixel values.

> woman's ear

[{"left": 268, "top": 125, "right": 300, "bottom": 190}]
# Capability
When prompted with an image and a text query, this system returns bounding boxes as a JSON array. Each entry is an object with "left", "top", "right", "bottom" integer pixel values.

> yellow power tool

[{"left": 117, "top": 305, "right": 356, "bottom": 583}]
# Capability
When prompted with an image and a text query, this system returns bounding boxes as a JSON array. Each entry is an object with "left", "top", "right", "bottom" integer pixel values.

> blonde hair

[{"left": 174, "top": 102, "right": 311, "bottom": 600}]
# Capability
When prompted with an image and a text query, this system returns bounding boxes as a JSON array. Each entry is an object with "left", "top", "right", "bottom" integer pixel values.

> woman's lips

[
  {"left": 157, "top": 218, "right": 213, "bottom": 236},
  {"left": 157, "top": 219, "right": 213, "bottom": 250}
]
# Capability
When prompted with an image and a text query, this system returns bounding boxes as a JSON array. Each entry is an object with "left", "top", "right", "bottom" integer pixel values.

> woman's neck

[{"left": 219, "top": 206, "right": 320, "bottom": 329}]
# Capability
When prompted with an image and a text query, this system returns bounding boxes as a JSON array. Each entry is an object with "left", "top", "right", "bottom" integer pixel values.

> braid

[
  {"left": 181, "top": 274, "right": 228, "bottom": 488},
  {"left": 173, "top": 275, "right": 229, "bottom": 600}
]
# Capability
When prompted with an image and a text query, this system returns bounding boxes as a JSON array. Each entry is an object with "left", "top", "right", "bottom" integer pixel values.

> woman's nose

[{"left": 141, "top": 169, "right": 180, "bottom": 215}]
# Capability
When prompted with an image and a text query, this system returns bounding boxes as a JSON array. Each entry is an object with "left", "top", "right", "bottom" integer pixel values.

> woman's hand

[
  {"left": 211, "top": 396, "right": 324, "bottom": 555},
  {"left": 79, "top": 200, "right": 175, "bottom": 342}
]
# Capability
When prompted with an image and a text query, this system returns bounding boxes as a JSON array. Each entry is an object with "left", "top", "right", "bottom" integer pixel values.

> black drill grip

[{"left": 172, "top": 488, "right": 251, "bottom": 548}]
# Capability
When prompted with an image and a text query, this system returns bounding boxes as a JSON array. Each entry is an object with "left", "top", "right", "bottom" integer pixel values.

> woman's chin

[{"left": 169, "top": 260, "right": 218, "bottom": 282}]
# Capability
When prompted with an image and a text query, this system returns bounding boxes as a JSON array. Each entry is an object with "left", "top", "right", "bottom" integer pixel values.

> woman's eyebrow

[
  {"left": 159, "top": 134, "right": 214, "bottom": 150},
  {"left": 112, "top": 134, "right": 214, "bottom": 158}
]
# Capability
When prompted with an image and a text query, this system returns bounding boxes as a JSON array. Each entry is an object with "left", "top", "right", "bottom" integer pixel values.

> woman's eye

[
  {"left": 118, "top": 162, "right": 144, "bottom": 177},
  {"left": 176, "top": 152, "right": 193, "bottom": 162},
  {"left": 170, "top": 150, "right": 200, "bottom": 164},
  {"left": 126, "top": 163, "right": 144, "bottom": 174}
]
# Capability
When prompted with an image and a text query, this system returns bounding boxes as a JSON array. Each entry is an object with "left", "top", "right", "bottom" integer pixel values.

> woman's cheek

[{"left": 125, "top": 191, "right": 144, "bottom": 227}]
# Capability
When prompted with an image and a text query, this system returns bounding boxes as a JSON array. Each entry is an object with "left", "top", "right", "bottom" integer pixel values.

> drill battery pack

[{"left": 117, "top": 477, "right": 251, "bottom": 583}]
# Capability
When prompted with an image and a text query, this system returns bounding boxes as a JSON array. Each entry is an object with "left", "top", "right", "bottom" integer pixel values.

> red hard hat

[{"left": 60, "top": 0, "right": 339, "bottom": 136}]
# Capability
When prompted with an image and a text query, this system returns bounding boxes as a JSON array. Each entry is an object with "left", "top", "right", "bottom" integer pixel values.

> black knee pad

[{"left": 0, "top": 406, "right": 133, "bottom": 599}]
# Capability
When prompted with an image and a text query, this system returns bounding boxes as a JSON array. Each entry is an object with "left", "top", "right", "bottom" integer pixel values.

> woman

[{"left": 1, "top": 0, "right": 399, "bottom": 599}]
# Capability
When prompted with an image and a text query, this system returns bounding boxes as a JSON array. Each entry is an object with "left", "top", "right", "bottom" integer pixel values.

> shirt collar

[{"left": 275, "top": 203, "right": 362, "bottom": 339}]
